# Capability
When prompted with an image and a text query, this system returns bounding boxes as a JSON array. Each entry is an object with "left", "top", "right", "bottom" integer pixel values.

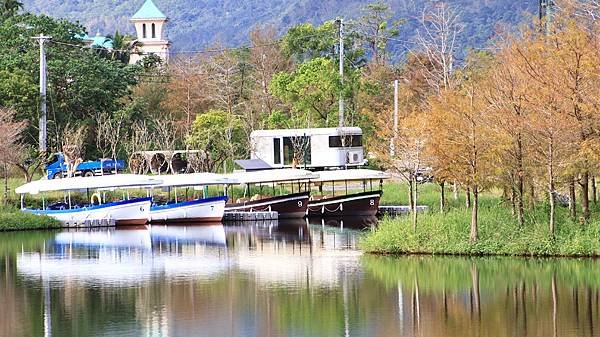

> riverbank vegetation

[
  {"left": 365, "top": 183, "right": 600, "bottom": 256},
  {"left": 0, "top": 206, "right": 60, "bottom": 231}
]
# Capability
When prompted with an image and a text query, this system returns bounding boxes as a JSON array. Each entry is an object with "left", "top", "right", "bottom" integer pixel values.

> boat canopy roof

[
  {"left": 313, "top": 169, "right": 391, "bottom": 183},
  {"left": 15, "top": 174, "right": 162, "bottom": 195},
  {"left": 156, "top": 173, "right": 239, "bottom": 188},
  {"left": 226, "top": 169, "right": 319, "bottom": 184}
]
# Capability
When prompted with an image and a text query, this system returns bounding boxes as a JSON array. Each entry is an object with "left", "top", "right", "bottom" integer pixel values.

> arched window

[
  {"left": 142, "top": 23, "right": 147, "bottom": 39},
  {"left": 151, "top": 23, "right": 156, "bottom": 38}
]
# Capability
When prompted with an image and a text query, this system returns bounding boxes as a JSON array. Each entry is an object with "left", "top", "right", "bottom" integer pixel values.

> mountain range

[{"left": 22, "top": 0, "right": 539, "bottom": 59}]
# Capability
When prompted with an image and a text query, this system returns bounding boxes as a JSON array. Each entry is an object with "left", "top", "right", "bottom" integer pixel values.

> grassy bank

[
  {"left": 363, "top": 183, "right": 600, "bottom": 257},
  {"left": 0, "top": 206, "right": 61, "bottom": 231}
]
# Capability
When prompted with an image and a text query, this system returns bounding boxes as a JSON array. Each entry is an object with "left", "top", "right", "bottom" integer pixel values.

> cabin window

[
  {"left": 329, "top": 135, "right": 362, "bottom": 148},
  {"left": 142, "top": 24, "right": 147, "bottom": 38},
  {"left": 283, "top": 136, "right": 311, "bottom": 166},
  {"left": 152, "top": 23, "right": 156, "bottom": 38},
  {"left": 273, "top": 138, "right": 281, "bottom": 164}
]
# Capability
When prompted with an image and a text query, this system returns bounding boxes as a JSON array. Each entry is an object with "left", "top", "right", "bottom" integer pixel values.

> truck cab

[{"left": 46, "top": 152, "right": 125, "bottom": 179}]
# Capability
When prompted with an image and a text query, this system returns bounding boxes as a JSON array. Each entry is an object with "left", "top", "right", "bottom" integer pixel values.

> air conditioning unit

[{"left": 346, "top": 151, "right": 361, "bottom": 164}]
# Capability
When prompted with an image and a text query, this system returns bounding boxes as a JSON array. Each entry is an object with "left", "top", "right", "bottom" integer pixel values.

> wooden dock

[
  {"left": 378, "top": 205, "right": 429, "bottom": 217},
  {"left": 223, "top": 211, "right": 279, "bottom": 222}
]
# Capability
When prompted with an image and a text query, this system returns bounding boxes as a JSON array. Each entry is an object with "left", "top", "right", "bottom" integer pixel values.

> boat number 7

[
  {"left": 369, "top": 199, "right": 374, "bottom": 206},
  {"left": 298, "top": 201, "right": 303, "bottom": 207}
]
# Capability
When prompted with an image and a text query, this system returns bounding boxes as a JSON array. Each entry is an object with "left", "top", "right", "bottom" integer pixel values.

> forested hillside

[{"left": 22, "top": 0, "right": 537, "bottom": 56}]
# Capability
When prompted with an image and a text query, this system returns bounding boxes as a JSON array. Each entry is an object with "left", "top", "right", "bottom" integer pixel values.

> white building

[{"left": 129, "top": 0, "right": 170, "bottom": 65}]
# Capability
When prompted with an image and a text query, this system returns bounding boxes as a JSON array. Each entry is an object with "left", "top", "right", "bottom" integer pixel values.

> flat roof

[{"left": 251, "top": 127, "right": 362, "bottom": 137}]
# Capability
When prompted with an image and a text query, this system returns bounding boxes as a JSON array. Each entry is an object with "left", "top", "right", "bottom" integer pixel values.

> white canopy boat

[
  {"left": 224, "top": 169, "right": 319, "bottom": 218},
  {"left": 307, "top": 169, "right": 391, "bottom": 217},
  {"left": 149, "top": 173, "right": 238, "bottom": 223},
  {"left": 15, "top": 174, "right": 162, "bottom": 226}
]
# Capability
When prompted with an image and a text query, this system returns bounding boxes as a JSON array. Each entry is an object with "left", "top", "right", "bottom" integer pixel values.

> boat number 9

[
  {"left": 369, "top": 199, "right": 375, "bottom": 206},
  {"left": 298, "top": 201, "right": 303, "bottom": 207}
]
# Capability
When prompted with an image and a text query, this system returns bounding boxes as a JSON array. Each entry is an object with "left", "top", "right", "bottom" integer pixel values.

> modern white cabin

[{"left": 250, "top": 127, "right": 365, "bottom": 169}]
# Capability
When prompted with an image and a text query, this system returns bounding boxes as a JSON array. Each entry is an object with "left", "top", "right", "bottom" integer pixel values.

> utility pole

[
  {"left": 32, "top": 34, "right": 52, "bottom": 153},
  {"left": 390, "top": 79, "right": 399, "bottom": 156},
  {"left": 337, "top": 18, "right": 345, "bottom": 127},
  {"left": 539, "top": 0, "right": 554, "bottom": 34}
]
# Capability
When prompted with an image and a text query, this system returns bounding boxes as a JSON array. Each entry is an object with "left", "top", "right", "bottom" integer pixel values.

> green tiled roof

[{"left": 132, "top": 0, "right": 166, "bottom": 20}]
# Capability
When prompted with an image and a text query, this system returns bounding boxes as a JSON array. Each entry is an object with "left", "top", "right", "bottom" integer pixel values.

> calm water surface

[{"left": 0, "top": 217, "right": 599, "bottom": 337}]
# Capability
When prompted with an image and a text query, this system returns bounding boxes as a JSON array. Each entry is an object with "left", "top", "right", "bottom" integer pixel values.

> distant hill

[{"left": 21, "top": 0, "right": 538, "bottom": 59}]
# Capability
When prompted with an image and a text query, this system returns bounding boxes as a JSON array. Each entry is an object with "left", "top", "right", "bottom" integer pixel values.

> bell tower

[{"left": 130, "top": 0, "right": 170, "bottom": 65}]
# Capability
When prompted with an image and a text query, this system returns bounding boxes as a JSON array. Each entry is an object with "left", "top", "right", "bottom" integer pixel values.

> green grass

[
  {"left": 0, "top": 205, "right": 61, "bottom": 231},
  {"left": 364, "top": 182, "right": 600, "bottom": 257}
]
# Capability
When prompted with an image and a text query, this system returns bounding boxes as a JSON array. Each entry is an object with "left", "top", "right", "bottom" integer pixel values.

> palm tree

[
  {"left": 0, "top": 0, "right": 23, "bottom": 20},
  {"left": 107, "top": 30, "right": 142, "bottom": 64}
]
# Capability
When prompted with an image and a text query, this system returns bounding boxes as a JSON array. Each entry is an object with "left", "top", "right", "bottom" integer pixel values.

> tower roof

[{"left": 132, "top": 0, "right": 166, "bottom": 20}]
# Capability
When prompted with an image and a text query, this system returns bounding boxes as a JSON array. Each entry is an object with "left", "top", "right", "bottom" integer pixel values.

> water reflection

[{"left": 0, "top": 223, "right": 598, "bottom": 337}]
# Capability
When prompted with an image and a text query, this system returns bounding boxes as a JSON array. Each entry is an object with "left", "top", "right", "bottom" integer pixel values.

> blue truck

[{"left": 46, "top": 152, "right": 126, "bottom": 179}]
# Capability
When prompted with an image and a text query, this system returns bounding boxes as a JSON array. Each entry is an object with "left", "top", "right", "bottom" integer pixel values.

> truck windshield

[{"left": 47, "top": 154, "right": 59, "bottom": 166}]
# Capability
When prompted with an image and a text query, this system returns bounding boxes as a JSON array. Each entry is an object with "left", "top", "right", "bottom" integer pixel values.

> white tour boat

[
  {"left": 15, "top": 174, "right": 162, "bottom": 226},
  {"left": 149, "top": 173, "right": 238, "bottom": 223}
]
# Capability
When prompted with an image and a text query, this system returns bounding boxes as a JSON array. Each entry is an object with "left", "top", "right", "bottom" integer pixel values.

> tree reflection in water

[{"left": 0, "top": 226, "right": 598, "bottom": 337}]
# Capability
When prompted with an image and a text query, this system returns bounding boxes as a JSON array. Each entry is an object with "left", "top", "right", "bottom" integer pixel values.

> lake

[{"left": 0, "top": 218, "right": 598, "bottom": 337}]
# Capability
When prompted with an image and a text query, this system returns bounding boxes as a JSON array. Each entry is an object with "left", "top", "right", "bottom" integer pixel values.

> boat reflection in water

[{"left": 17, "top": 224, "right": 231, "bottom": 286}]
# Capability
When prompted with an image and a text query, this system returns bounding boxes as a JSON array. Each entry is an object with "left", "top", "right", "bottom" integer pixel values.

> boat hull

[
  {"left": 225, "top": 192, "right": 310, "bottom": 218},
  {"left": 150, "top": 196, "right": 227, "bottom": 223},
  {"left": 23, "top": 197, "right": 152, "bottom": 227},
  {"left": 307, "top": 190, "right": 382, "bottom": 217}
]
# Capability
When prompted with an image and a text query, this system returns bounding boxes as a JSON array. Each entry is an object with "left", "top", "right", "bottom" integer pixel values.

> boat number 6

[
  {"left": 298, "top": 201, "right": 303, "bottom": 207},
  {"left": 140, "top": 206, "right": 145, "bottom": 212},
  {"left": 369, "top": 199, "right": 375, "bottom": 206}
]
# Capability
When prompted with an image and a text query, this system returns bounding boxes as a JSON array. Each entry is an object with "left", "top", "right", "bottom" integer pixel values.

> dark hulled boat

[
  {"left": 225, "top": 191, "right": 310, "bottom": 218},
  {"left": 307, "top": 190, "right": 382, "bottom": 217},
  {"left": 307, "top": 169, "right": 390, "bottom": 217}
]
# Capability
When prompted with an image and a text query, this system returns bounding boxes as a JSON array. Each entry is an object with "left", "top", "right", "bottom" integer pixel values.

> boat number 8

[
  {"left": 369, "top": 199, "right": 375, "bottom": 206},
  {"left": 298, "top": 201, "right": 303, "bottom": 207}
]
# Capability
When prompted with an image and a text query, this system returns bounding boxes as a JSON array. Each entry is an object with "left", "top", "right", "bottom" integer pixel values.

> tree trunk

[
  {"left": 3, "top": 163, "right": 8, "bottom": 206},
  {"left": 413, "top": 174, "right": 418, "bottom": 231},
  {"left": 466, "top": 187, "right": 471, "bottom": 208},
  {"left": 439, "top": 181, "right": 445, "bottom": 213},
  {"left": 470, "top": 185, "right": 479, "bottom": 243},
  {"left": 529, "top": 182, "right": 535, "bottom": 211},
  {"left": 408, "top": 178, "right": 414, "bottom": 210},
  {"left": 510, "top": 183, "right": 516, "bottom": 216},
  {"left": 569, "top": 177, "right": 577, "bottom": 218},
  {"left": 580, "top": 172, "right": 590, "bottom": 221},
  {"left": 549, "top": 180, "right": 556, "bottom": 238},
  {"left": 453, "top": 181, "right": 458, "bottom": 200},
  {"left": 517, "top": 175, "right": 525, "bottom": 227},
  {"left": 592, "top": 176, "right": 597, "bottom": 205}
]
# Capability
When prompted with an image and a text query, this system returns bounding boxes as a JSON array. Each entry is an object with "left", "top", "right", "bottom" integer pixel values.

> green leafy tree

[
  {"left": 0, "top": 0, "right": 22, "bottom": 20},
  {"left": 186, "top": 109, "right": 244, "bottom": 172},
  {"left": 270, "top": 57, "right": 347, "bottom": 128},
  {"left": 0, "top": 14, "right": 138, "bottom": 153}
]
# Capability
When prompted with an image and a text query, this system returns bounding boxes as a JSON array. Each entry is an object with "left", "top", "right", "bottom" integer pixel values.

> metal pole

[
  {"left": 32, "top": 34, "right": 52, "bottom": 153},
  {"left": 391, "top": 79, "right": 399, "bottom": 156},
  {"left": 338, "top": 19, "right": 344, "bottom": 127}
]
